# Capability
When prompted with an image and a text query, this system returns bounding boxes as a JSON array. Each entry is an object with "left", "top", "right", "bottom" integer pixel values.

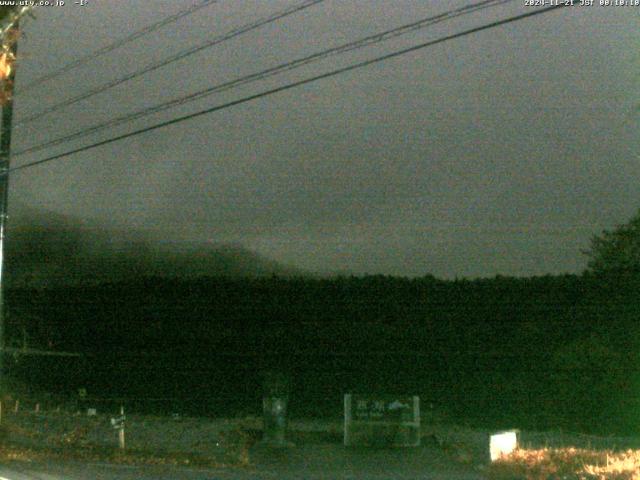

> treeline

[{"left": 6, "top": 272, "right": 640, "bottom": 434}]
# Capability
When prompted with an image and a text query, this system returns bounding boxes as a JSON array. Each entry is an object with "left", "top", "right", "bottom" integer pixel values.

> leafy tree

[
  {"left": 0, "top": 7, "right": 17, "bottom": 23},
  {"left": 584, "top": 210, "right": 640, "bottom": 275}
]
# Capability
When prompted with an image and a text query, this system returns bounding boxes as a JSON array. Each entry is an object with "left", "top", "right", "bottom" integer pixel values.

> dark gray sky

[{"left": 8, "top": 0, "right": 639, "bottom": 278}]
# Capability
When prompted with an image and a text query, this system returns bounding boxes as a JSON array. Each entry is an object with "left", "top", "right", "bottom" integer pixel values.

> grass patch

[
  {"left": 0, "top": 440, "right": 247, "bottom": 468},
  {"left": 487, "top": 447, "right": 640, "bottom": 479},
  {"left": 0, "top": 419, "right": 259, "bottom": 469},
  {"left": 0, "top": 423, "right": 257, "bottom": 469}
]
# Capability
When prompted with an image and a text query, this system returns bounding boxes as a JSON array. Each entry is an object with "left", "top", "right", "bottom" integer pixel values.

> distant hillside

[{"left": 4, "top": 205, "right": 302, "bottom": 288}]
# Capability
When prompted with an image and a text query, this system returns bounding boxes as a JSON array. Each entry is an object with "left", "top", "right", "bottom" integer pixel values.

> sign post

[
  {"left": 110, "top": 405, "right": 126, "bottom": 450},
  {"left": 260, "top": 371, "right": 293, "bottom": 447}
]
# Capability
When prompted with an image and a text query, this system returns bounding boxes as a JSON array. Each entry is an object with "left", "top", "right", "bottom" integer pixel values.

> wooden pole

[{"left": 0, "top": 18, "right": 18, "bottom": 401}]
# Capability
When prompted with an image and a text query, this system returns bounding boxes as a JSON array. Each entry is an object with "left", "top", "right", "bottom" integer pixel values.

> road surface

[{"left": 0, "top": 444, "right": 487, "bottom": 479}]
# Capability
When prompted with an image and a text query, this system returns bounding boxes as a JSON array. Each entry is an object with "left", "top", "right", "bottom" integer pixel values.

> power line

[
  {"left": 18, "top": 0, "right": 219, "bottom": 94},
  {"left": 16, "top": 0, "right": 324, "bottom": 126},
  {"left": 7, "top": 4, "right": 567, "bottom": 176},
  {"left": 15, "top": 0, "right": 513, "bottom": 157}
]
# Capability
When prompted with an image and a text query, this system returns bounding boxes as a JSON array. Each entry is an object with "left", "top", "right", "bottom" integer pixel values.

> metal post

[
  {"left": 0, "top": 20, "right": 18, "bottom": 400},
  {"left": 118, "top": 405, "right": 126, "bottom": 450}
]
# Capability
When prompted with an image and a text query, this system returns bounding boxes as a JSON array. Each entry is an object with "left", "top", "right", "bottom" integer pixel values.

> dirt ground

[
  {"left": 0, "top": 409, "right": 489, "bottom": 477},
  {"left": 2, "top": 408, "right": 640, "bottom": 479}
]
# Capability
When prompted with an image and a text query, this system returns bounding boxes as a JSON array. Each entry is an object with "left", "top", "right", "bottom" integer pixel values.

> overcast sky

[{"left": 6, "top": 0, "right": 639, "bottom": 278}]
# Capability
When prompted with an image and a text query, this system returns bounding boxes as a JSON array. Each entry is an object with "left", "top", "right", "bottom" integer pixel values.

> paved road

[{"left": 0, "top": 445, "right": 487, "bottom": 479}]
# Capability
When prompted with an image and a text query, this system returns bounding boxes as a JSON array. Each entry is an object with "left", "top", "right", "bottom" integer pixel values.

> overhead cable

[
  {"left": 19, "top": 0, "right": 219, "bottom": 94},
  {"left": 15, "top": 0, "right": 512, "bottom": 157},
  {"left": 8, "top": 4, "right": 567, "bottom": 176}
]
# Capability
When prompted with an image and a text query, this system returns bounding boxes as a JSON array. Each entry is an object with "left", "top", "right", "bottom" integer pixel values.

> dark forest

[{"left": 7, "top": 270, "right": 639, "bottom": 435}]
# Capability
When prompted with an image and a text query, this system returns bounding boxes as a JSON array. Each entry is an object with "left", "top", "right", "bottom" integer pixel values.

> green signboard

[{"left": 344, "top": 394, "right": 420, "bottom": 447}]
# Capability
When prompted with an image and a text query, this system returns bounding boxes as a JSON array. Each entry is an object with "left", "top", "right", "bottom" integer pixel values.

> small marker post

[{"left": 118, "top": 405, "right": 125, "bottom": 450}]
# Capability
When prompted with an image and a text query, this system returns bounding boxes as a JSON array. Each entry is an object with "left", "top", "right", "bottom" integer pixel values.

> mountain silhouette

[{"left": 4, "top": 205, "right": 302, "bottom": 288}]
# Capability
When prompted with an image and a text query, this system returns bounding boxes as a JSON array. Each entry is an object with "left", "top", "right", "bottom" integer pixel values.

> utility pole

[{"left": 0, "top": 15, "right": 19, "bottom": 399}]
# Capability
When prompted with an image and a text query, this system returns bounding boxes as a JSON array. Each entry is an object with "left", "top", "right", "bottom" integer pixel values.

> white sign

[
  {"left": 110, "top": 415, "right": 126, "bottom": 430},
  {"left": 490, "top": 430, "right": 518, "bottom": 461}
]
